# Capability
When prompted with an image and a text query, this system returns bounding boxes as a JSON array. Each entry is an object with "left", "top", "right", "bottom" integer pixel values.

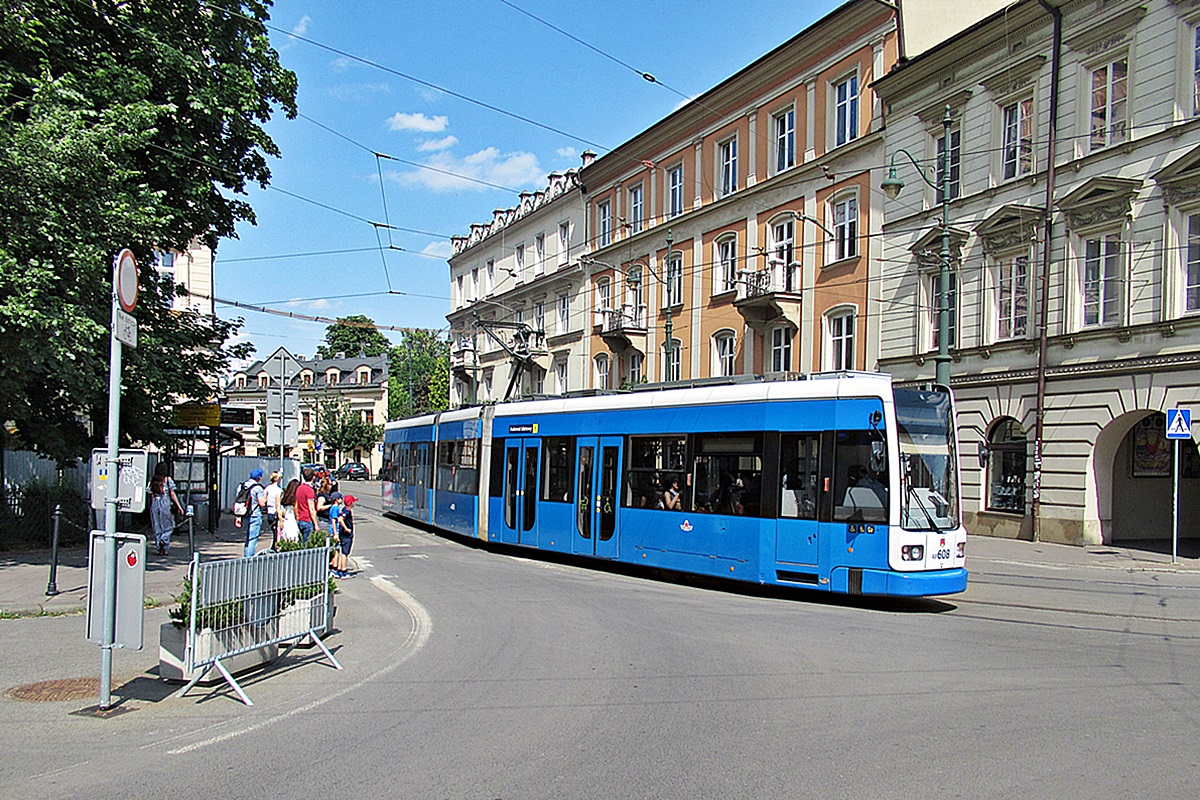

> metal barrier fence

[{"left": 176, "top": 546, "right": 342, "bottom": 705}]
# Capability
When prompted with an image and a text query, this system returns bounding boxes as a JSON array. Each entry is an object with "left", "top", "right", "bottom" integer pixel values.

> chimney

[{"left": 580, "top": 150, "right": 597, "bottom": 168}]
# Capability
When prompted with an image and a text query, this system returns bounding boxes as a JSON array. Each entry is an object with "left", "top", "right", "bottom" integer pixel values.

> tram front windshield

[{"left": 894, "top": 388, "right": 959, "bottom": 531}]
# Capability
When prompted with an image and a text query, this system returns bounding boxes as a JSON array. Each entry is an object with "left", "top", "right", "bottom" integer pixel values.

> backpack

[{"left": 232, "top": 480, "right": 253, "bottom": 516}]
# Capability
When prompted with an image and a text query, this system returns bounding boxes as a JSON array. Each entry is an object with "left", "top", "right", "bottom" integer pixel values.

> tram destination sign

[{"left": 508, "top": 423, "right": 539, "bottom": 434}]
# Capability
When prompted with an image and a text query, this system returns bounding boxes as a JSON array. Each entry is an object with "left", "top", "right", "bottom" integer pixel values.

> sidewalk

[{"left": 0, "top": 513, "right": 256, "bottom": 618}]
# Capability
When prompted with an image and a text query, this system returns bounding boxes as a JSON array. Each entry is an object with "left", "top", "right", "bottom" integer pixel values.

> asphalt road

[{"left": 3, "top": 484, "right": 1199, "bottom": 799}]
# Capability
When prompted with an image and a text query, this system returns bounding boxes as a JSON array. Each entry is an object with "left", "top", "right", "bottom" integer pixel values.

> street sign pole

[
  {"left": 1166, "top": 407, "right": 1192, "bottom": 566},
  {"left": 1173, "top": 438, "right": 1180, "bottom": 565},
  {"left": 100, "top": 250, "right": 136, "bottom": 710},
  {"left": 279, "top": 355, "right": 285, "bottom": 478}
]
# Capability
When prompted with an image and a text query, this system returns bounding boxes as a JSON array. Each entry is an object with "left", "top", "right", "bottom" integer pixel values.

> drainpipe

[{"left": 1032, "top": 0, "right": 1062, "bottom": 542}]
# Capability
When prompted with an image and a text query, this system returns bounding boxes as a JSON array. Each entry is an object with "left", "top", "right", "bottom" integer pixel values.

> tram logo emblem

[{"left": 680, "top": 520, "right": 693, "bottom": 532}]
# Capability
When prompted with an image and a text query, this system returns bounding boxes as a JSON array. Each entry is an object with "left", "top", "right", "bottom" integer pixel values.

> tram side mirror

[{"left": 869, "top": 441, "right": 886, "bottom": 473}]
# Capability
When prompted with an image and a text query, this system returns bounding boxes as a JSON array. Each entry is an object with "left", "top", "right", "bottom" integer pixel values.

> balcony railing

[
  {"left": 600, "top": 304, "right": 647, "bottom": 334},
  {"left": 739, "top": 263, "right": 800, "bottom": 300}
]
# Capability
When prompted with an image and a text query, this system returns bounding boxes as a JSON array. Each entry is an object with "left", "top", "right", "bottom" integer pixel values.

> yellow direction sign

[{"left": 172, "top": 403, "right": 220, "bottom": 427}]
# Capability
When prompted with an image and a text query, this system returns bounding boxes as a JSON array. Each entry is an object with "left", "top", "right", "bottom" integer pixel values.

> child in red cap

[{"left": 332, "top": 494, "right": 356, "bottom": 577}]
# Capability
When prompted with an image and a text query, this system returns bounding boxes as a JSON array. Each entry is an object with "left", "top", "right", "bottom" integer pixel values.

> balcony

[
  {"left": 734, "top": 264, "right": 802, "bottom": 332},
  {"left": 599, "top": 304, "right": 647, "bottom": 350},
  {"left": 450, "top": 339, "right": 476, "bottom": 379}
]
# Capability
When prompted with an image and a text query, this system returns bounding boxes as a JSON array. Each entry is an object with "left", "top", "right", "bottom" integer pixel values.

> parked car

[{"left": 337, "top": 462, "right": 368, "bottom": 481}]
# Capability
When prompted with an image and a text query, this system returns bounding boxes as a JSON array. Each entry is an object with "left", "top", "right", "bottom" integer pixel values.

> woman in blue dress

[{"left": 149, "top": 462, "right": 184, "bottom": 555}]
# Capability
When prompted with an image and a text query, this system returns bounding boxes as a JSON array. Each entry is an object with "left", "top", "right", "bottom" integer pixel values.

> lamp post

[{"left": 881, "top": 104, "right": 955, "bottom": 387}]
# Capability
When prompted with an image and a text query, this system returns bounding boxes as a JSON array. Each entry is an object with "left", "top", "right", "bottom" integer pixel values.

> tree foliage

[
  {"left": 0, "top": 1, "right": 297, "bottom": 463},
  {"left": 314, "top": 397, "right": 382, "bottom": 464},
  {"left": 316, "top": 315, "right": 392, "bottom": 359},
  {"left": 388, "top": 330, "right": 450, "bottom": 420}
]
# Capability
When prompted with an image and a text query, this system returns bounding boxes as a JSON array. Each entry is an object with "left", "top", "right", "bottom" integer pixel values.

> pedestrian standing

[
  {"left": 296, "top": 466, "right": 317, "bottom": 544},
  {"left": 278, "top": 479, "right": 301, "bottom": 544},
  {"left": 242, "top": 468, "right": 267, "bottom": 558},
  {"left": 331, "top": 494, "right": 356, "bottom": 577},
  {"left": 264, "top": 471, "right": 283, "bottom": 547},
  {"left": 149, "top": 462, "right": 184, "bottom": 555}
]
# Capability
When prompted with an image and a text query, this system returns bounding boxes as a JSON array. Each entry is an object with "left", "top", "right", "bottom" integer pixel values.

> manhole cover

[{"left": 5, "top": 678, "right": 107, "bottom": 702}]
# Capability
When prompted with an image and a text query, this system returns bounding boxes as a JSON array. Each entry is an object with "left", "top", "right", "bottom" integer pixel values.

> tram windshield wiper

[{"left": 906, "top": 483, "right": 943, "bottom": 533}]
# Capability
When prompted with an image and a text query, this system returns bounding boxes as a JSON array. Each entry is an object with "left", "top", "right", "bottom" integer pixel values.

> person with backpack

[{"left": 235, "top": 468, "right": 267, "bottom": 557}]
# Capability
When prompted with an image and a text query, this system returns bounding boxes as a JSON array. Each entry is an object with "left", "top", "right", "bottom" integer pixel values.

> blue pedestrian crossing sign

[{"left": 1166, "top": 408, "right": 1192, "bottom": 440}]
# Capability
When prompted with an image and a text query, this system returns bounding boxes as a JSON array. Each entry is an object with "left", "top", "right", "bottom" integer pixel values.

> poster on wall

[{"left": 1132, "top": 415, "right": 1171, "bottom": 477}]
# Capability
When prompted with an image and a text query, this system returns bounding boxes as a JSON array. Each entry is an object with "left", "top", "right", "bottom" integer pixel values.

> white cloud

[
  {"left": 386, "top": 112, "right": 448, "bottom": 132},
  {"left": 389, "top": 147, "right": 544, "bottom": 193},
  {"left": 292, "top": 15, "right": 312, "bottom": 36},
  {"left": 421, "top": 241, "right": 453, "bottom": 258},
  {"left": 418, "top": 135, "right": 459, "bottom": 152},
  {"left": 556, "top": 146, "right": 578, "bottom": 159},
  {"left": 284, "top": 297, "right": 333, "bottom": 311}
]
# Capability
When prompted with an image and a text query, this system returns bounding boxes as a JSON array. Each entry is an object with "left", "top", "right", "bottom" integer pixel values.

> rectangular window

[
  {"left": 1188, "top": 214, "right": 1200, "bottom": 312},
  {"left": 930, "top": 273, "right": 958, "bottom": 349},
  {"left": 833, "top": 197, "right": 858, "bottom": 260},
  {"left": 1194, "top": 27, "right": 1200, "bottom": 117},
  {"left": 599, "top": 201, "right": 612, "bottom": 247},
  {"left": 557, "top": 294, "right": 570, "bottom": 333},
  {"left": 718, "top": 238, "right": 738, "bottom": 293},
  {"left": 628, "top": 352, "right": 643, "bottom": 384},
  {"left": 719, "top": 138, "right": 738, "bottom": 197},
  {"left": 774, "top": 108, "right": 795, "bottom": 173},
  {"left": 835, "top": 74, "right": 859, "bottom": 146},
  {"left": 629, "top": 185, "right": 643, "bottom": 233},
  {"left": 456, "top": 275, "right": 464, "bottom": 309},
  {"left": 1090, "top": 58, "right": 1128, "bottom": 150},
  {"left": 780, "top": 434, "right": 820, "bottom": 520},
  {"left": 485, "top": 259, "right": 495, "bottom": 294},
  {"left": 558, "top": 221, "right": 570, "bottom": 266},
  {"left": 770, "top": 327, "right": 792, "bottom": 372},
  {"left": 773, "top": 220, "right": 797, "bottom": 293},
  {"left": 827, "top": 312, "right": 855, "bottom": 370},
  {"left": 470, "top": 268, "right": 478, "bottom": 301},
  {"left": 996, "top": 255, "right": 1029, "bottom": 339},
  {"left": 541, "top": 437, "right": 575, "bottom": 502},
  {"left": 625, "top": 435, "right": 687, "bottom": 509},
  {"left": 691, "top": 433, "right": 763, "bottom": 517},
  {"left": 937, "top": 128, "right": 961, "bottom": 202},
  {"left": 534, "top": 233, "right": 545, "bottom": 276},
  {"left": 1082, "top": 234, "right": 1123, "bottom": 327},
  {"left": 1002, "top": 99, "right": 1034, "bottom": 179},
  {"left": 534, "top": 301, "right": 545, "bottom": 335},
  {"left": 666, "top": 254, "right": 683, "bottom": 306},
  {"left": 555, "top": 360, "right": 568, "bottom": 394},
  {"left": 668, "top": 164, "right": 684, "bottom": 218},
  {"left": 515, "top": 244, "right": 525, "bottom": 282}
]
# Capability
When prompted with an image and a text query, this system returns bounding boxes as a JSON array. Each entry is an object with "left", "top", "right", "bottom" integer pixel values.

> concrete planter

[
  {"left": 278, "top": 593, "right": 336, "bottom": 646},
  {"left": 158, "top": 622, "right": 277, "bottom": 684}
]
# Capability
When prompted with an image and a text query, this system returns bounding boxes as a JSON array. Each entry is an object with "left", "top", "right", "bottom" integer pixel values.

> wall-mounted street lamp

[{"left": 881, "top": 104, "right": 955, "bottom": 387}]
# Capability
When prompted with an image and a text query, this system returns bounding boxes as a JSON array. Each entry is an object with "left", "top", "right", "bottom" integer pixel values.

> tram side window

[
  {"left": 832, "top": 431, "right": 888, "bottom": 523},
  {"left": 435, "top": 440, "right": 478, "bottom": 493},
  {"left": 691, "top": 433, "right": 763, "bottom": 517},
  {"left": 625, "top": 435, "right": 687, "bottom": 510},
  {"left": 541, "top": 437, "right": 575, "bottom": 502},
  {"left": 436, "top": 441, "right": 456, "bottom": 492},
  {"left": 780, "top": 434, "right": 820, "bottom": 520},
  {"left": 490, "top": 438, "right": 506, "bottom": 497}
]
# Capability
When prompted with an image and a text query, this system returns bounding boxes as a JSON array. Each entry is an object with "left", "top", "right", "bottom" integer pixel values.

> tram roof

[{"left": 384, "top": 372, "right": 897, "bottom": 431}]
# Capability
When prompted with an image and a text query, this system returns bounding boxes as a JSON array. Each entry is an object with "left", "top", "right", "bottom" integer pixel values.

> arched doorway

[{"left": 1105, "top": 412, "right": 1200, "bottom": 554}]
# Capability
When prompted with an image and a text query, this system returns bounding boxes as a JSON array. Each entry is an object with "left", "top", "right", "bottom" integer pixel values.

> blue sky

[{"left": 217, "top": 0, "right": 842, "bottom": 362}]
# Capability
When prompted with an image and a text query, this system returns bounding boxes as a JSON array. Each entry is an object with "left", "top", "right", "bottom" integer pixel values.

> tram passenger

[{"left": 661, "top": 476, "right": 682, "bottom": 511}]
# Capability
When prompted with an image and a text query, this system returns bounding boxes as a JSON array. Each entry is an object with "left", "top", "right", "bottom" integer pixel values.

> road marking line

[{"left": 165, "top": 569, "right": 431, "bottom": 755}]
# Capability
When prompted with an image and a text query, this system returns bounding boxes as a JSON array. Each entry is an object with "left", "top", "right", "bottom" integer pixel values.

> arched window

[
  {"left": 594, "top": 354, "right": 610, "bottom": 390},
  {"left": 712, "top": 330, "right": 736, "bottom": 377},
  {"left": 769, "top": 326, "right": 793, "bottom": 373},
  {"left": 823, "top": 306, "right": 857, "bottom": 371},
  {"left": 715, "top": 235, "right": 738, "bottom": 294},
  {"left": 257, "top": 373, "right": 269, "bottom": 389},
  {"left": 358, "top": 368, "right": 371, "bottom": 384},
  {"left": 662, "top": 339, "right": 681, "bottom": 382},
  {"left": 326, "top": 369, "right": 340, "bottom": 386},
  {"left": 987, "top": 418, "right": 1027, "bottom": 513},
  {"left": 769, "top": 217, "right": 797, "bottom": 292}
]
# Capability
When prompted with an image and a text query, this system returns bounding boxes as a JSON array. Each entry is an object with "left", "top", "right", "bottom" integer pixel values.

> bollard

[
  {"left": 187, "top": 505, "right": 195, "bottom": 559},
  {"left": 46, "top": 504, "right": 61, "bottom": 596}
]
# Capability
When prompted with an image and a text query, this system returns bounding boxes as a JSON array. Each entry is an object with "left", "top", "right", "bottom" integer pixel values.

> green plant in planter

[
  {"left": 276, "top": 529, "right": 337, "bottom": 596},
  {"left": 169, "top": 576, "right": 245, "bottom": 630}
]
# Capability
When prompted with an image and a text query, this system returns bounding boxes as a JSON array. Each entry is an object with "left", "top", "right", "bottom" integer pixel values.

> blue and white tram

[{"left": 381, "top": 373, "right": 967, "bottom": 597}]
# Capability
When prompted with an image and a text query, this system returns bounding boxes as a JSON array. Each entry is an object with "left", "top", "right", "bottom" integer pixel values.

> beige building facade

[{"left": 875, "top": 0, "right": 1200, "bottom": 548}]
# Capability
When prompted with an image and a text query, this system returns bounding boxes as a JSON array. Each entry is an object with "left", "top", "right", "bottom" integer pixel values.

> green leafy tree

[
  {"left": 316, "top": 316, "right": 392, "bottom": 359},
  {"left": 0, "top": 1, "right": 296, "bottom": 463},
  {"left": 314, "top": 397, "right": 382, "bottom": 465},
  {"left": 388, "top": 330, "right": 450, "bottom": 419}
]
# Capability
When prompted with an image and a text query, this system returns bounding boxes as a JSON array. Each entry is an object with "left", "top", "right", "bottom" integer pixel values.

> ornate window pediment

[
  {"left": 975, "top": 204, "right": 1041, "bottom": 253},
  {"left": 1153, "top": 144, "right": 1200, "bottom": 206},
  {"left": 1057, "top": 176, "right": 1141, "bottom": 229},
  {"left": 909, "top": 225, "right": 969, "bottom": 271}
]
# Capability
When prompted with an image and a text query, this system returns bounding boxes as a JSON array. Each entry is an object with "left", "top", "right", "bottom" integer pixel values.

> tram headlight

[{"left": 901, "top": 544, "right": 924, "bottom": 561}]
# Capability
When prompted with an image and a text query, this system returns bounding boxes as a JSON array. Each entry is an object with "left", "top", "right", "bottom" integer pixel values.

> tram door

[
  {"left": 414, "top": 443, "right": 429, "bottom": 520},
  {"left": 501, "top": 439, "right": 540, "bottom": 545},
  {"left": 573, "top": 436, "right": 622, "bottom": 559}
]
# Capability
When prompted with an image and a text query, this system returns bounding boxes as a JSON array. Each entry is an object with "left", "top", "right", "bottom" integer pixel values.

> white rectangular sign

[
  {"left": 115, "top": 309, "right": 138, "bottom": 348},
  {"left": 90, "top": 449, "right": 149, "bottom": 513}
]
